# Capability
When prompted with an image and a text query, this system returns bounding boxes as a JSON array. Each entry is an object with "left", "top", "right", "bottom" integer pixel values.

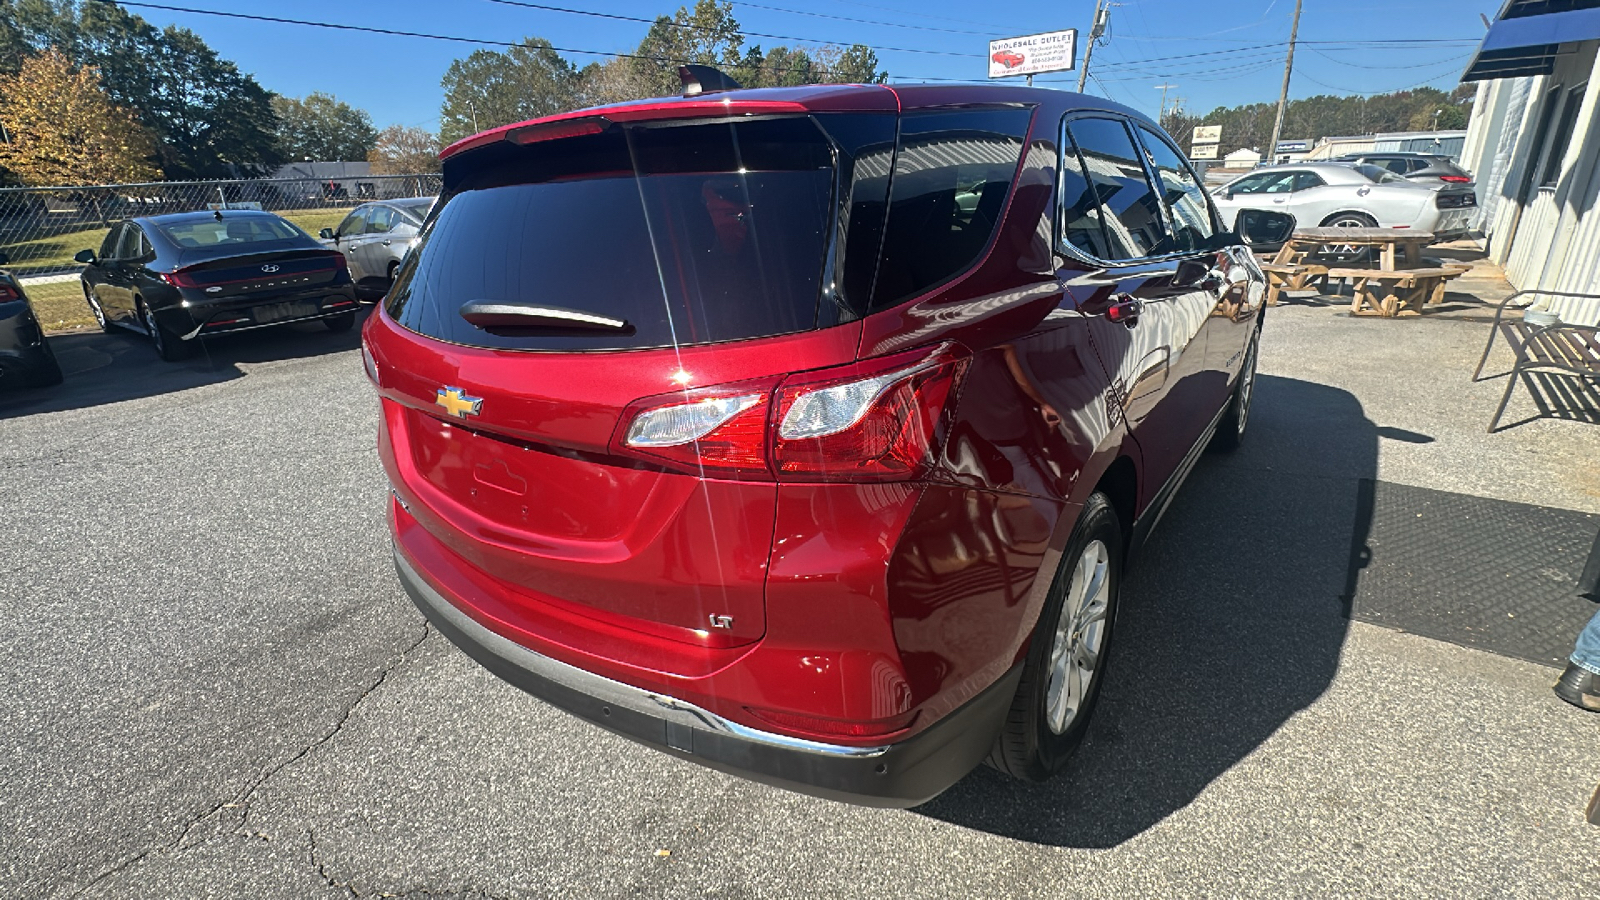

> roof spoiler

[{"left": 678, "top": 65, "right": 742, "bottom": 97}]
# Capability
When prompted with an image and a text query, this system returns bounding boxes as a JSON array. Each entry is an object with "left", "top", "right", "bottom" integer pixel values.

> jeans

[{"left": 1573, "top": 606, "right": 1600, "bottom": 675}]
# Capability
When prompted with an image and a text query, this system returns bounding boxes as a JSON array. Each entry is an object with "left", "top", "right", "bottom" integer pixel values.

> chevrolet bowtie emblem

[{"left": 435, "top": 386, "right": 483, "bottom": 419}]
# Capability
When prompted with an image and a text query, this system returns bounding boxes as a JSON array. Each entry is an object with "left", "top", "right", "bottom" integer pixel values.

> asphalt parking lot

[{"left": 3, "top": 307, "right": 1599, "bottom": 899}]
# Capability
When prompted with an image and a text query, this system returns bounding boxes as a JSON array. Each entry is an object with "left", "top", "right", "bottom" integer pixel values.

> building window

[{"left": 1539, "top": 83, "right": 1587, "bottom": 188}]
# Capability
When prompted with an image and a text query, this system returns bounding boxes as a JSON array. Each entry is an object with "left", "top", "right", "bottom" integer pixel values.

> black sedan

[
  {"left": 0, "top": 252, "right": 63, "bottom": 388},
  {"left": 76, "top": 210, "right": 361, "bottom": 361}
]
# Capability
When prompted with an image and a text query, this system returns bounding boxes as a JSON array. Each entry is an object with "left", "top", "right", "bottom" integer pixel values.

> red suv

[{"left": 364, "top": 80, "right": 1289, "bottom": 807}]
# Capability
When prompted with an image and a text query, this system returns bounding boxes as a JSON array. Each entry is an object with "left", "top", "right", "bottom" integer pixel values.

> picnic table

[{"left": 1261, "top": 227, "right": 1470, "bottom": 317}]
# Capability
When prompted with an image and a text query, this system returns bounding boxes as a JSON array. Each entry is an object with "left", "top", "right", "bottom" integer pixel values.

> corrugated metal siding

[{"left": 1504, "top": 188, "right": 1561, "bottom": 283}]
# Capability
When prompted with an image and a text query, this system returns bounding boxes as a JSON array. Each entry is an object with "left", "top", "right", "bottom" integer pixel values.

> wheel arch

[{"left": 1317, "top": 208, "right": 1378, "bottom": 227}]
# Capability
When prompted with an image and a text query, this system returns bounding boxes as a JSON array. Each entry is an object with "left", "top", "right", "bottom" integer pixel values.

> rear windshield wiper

[{"left": 458, "top": 301, "right": 631, "bottom": 333}]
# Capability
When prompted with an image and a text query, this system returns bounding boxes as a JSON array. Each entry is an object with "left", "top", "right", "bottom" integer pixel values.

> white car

[{"left": 1211, "top": 162, "right": 1475, "bottom": 243}]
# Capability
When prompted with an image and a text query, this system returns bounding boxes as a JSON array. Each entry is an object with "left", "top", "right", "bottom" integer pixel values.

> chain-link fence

[{"left": 0, "top": 173, "right": 442, "bottom": 279}]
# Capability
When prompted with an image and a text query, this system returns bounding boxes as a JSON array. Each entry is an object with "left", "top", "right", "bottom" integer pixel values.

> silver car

[
  {"left": 319, "top": 197, "right": 435, "bottom": 296},
  {"left": 1211, "top": 162, "right": 1475, "bottom": 242}
]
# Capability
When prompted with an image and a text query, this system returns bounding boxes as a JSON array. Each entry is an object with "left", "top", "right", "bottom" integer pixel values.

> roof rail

[{"left": 677, "top": 65, "right": 743, "bottom": 97}]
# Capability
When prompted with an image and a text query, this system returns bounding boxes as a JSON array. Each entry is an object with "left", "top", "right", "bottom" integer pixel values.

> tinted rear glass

[
  {"left": 386, "top": 117, "right": 837, "bottom": 352},
  {"left": 159, "top": 216, "right": 305, "bottom": 248},
  {"left": 869, "top": 108, "right": 1032, "bottom": 310}
]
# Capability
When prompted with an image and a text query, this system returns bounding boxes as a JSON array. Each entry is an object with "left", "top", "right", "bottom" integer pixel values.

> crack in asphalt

[
  {"left": 309, "top": 827, "right": 512, "bottom": 900},
  {"left": 69, "top": 622, "right": 434, "bottom": 899}
]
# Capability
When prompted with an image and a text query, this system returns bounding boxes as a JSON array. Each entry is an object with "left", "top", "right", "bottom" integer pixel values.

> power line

[
  {"left": 110, "top": 2, "right": 892, "bottom": 80},
  {"left": 1306, "top": 46, "right": 1477, "bottom": 70},
  {"left": 1295, "top": 55, "right": 1475, "bottom": 95},
  {"left": 824, "top": 0, "right": 1026, "bottom": 31},
  {"left": 728, "top": 1, "right": 995, "bottom": 37},
  {"left": 483, "top": 0, "right": 983, "bottom": 58}
]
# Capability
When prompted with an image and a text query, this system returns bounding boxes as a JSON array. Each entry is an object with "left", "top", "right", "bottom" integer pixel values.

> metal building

[{"left": 1459, "top": 1, "right": 1600, "bottom": 304}]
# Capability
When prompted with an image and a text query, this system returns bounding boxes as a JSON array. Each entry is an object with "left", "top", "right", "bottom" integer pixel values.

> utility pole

[
  {"left": 1267, "top": 0, "right": 1303, "bottom": 165},
  {"left": 1077, "top": 1, "right": 1109, "bottom": 93},
  {"left": 1155, "top": 83, "right": 1176, "bottom": 124}
]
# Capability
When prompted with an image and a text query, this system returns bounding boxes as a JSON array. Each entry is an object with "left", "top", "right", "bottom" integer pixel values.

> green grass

[
  {"left": 25, "top": 280, "right": 97, "bottom": 333},
  {"left": 0, "top": 206, "right": 353, "bottom": 271},
  {"left": 1, "top": 224, "right": 112, "bottom": 270},
  {"left": 277, "top": 207, "right": 349, "bottom": 238}
]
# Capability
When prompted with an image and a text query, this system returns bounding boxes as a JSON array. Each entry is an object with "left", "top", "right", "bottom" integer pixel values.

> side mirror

[
  {"left": 74, "top": 249, "right": 97, "bottom": 265},
  {"left": 319, "top": 228, "right": 335, "bottom": 240},
  {"left": 1234, "top": 209, "right": 1296, "bottom": 247},
  {"left": 1220, "top": 189, "right": 1233, "bottom": 201},
  {"left": 0, "top": 251, "right": 9, "bottom": 265}
]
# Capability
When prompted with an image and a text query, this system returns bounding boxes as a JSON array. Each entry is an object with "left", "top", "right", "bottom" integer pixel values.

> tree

[
  {"left": 630, "top": 1, "right": 745, "bottom": 98},
  {"left": 0, "top": 1, "right": 282, "bottom": 176},
  {"left": 438, "top": 37, "right": 578, "bottom": 144},
  {"left": 0, "top": 47, "right": 159, "bottom": 185},
  {"left": 274, "top": 92, "right": 377, "bottom": 162},
  {"left": 368, "top": 124, "right": 440, "bottom": 174}
]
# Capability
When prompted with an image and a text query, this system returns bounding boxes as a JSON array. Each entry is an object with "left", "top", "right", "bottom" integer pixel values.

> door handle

[
  {"left": 382, "top": 240, "right": 392, "bottom": 246},
  {"left": 1106, "top": 295, "right": 1143, "bottom": 326}
]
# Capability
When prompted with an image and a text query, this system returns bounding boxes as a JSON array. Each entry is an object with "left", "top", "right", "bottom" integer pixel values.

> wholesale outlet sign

[{"left": 988, "top": 29, "right": 1078, "bottom": 79}]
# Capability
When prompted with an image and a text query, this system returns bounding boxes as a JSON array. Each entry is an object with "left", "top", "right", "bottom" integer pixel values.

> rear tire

[
  {"left": 139, "top": 299, "right": 193, "bottom": 361},
  {"left": 324, "top": 311, "right": 356, "bottom": 332},
  {"left": 987, "top": 492, "right": 1123, "bottom": 781},
  {"left": 1210, "top": 325, "right": 1260, "bottom": 453}
]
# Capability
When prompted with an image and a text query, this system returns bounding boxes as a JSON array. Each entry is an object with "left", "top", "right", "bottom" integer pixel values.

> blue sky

[{"left": 122, "top": 0, "right": 1498, "bottom": 130}]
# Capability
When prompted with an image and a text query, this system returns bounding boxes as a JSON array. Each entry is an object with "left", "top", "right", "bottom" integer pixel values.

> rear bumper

[
  {"left": 163, "top": 286, "right": 360, "bottom": 339},
  {"left": 394, "top": 546, "right": 1020, "bottom": 808}
]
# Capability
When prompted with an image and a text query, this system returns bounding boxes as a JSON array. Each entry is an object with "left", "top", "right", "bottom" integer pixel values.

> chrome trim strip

[
  {"left": 394, "top": 549, "right": 891, "bottom": 760},
  {"left": 180, "top": 307, "right": 354, "bottom": 340}
]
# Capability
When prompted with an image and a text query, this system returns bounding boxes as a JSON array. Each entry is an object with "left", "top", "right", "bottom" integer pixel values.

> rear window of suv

[{"left": 386, "top": 116, "right": 838, "bottom": 352}]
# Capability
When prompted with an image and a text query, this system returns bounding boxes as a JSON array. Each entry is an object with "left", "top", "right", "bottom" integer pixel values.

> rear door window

[
  {"left": 99, "top": 225, "right": 124, "bottom": 259},
  {"left": 387, "top": 116, "right": 839, "bottom": 352},
  {"left": 367, "top": 206, "right": 397, "bottom": 234},
  {"left": 116, "top": 226, "right": 142, "bottom": 259},
  {"left": 867, "top": 107, "right": 1032, "bottom": 310}
]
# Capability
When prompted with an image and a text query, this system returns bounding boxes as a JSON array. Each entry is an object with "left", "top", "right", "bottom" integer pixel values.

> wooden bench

[
  {"left": 1327, "top": 265, "right": 1470, "bottom": 317},
  {"left": 1471, "top": 289, "right": 1600, "bottom": 432},
  {"left": 1259, "top": 262, "right": 1328, "bottom": 306}
]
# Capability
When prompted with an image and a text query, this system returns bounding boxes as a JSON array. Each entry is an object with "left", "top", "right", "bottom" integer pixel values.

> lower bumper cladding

[{"left": 393, "top": 546, "right": 1019, "bottom": 808}]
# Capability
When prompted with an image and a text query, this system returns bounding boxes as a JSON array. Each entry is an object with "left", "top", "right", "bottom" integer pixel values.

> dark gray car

[
  {"left": 319, "top": 197, "right": 435, "bottom": 296},
  {"left": 1334, "top": 152, "right": 1474, "bottom": 187}
]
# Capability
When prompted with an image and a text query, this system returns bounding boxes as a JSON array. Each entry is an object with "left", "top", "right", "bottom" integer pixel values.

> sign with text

[
  {"left": 988, "top": 29, "right": 1077, "bottom": 79},
  {"left": 1190, "top": 144, "right": 1220, "bottom": 160},
  {"left": 1192, "top": 125, "right": 1222, "bottom": 144},
  {"left": 1276, "top": 140, "right": 1310, "bottom": 153}
]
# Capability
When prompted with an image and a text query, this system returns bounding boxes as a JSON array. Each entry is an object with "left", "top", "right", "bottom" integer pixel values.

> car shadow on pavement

[
  {"left": 0, "top": 308, "right": 371, "bottom": 419},
  {"left": 915, "top": 374, "right": 1376, "bottom": 848}
]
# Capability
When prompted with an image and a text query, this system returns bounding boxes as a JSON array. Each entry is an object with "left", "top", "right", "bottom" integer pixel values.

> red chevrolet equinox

[{"left": 363, "top": 78, "right": 1290, "bottom": 807}]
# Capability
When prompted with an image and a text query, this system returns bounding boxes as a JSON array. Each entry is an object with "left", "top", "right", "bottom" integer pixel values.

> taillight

[
  {"left": 772, "top": 348, "right": 968, "bottom": 482},
  {"left": 612, "top": 345, "right": 969, "bottom": 482},
  {"left": 623, "top": 391, "right": 771, "bottom": 476},
  {"left": 0, "top": 284, "right": 18, "bottom": 302},
  {"left": 1439, "top": 175, "right": 1471, "bottom": 183},
  {"left": 159, "top": 270, "right": 199, "bottom": 288}
]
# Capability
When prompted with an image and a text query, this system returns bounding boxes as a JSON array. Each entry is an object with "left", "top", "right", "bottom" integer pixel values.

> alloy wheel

[
  {"left": 1322, "top": 215, "right": 1371, "bottom": 259},
  {"left": 142, "top": 304, "right": 165, "bottom": 355},
  {"left": 1045, "top": 539, "right": 1111, "bottom": 735},
  {"left": 1236, "top": 336, "right": 1258, "bottom": 437}
]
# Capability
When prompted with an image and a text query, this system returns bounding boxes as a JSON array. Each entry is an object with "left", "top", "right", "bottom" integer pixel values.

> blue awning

[{"left": 1462, "top": 4, "right": 1600, "bottom": 82}]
